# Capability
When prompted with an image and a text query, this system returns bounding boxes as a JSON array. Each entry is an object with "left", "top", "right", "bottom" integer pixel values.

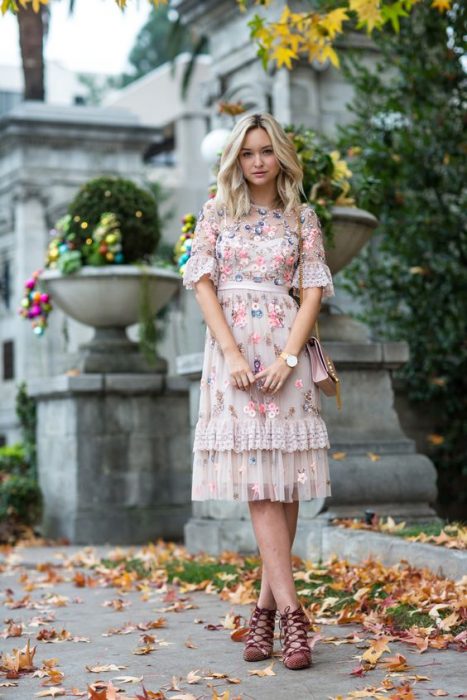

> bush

[
  {"left": 66, "top": 176, "right": 161, "bottom": 263},
  {"left": 0, "top": 473, "right": 42, "bottom": 524},
  {"left": 337, "top": 1, "right": 466, "bottom": 518},
  {"left": 0, "top": 443, "right": 28, "bottom": 474},
  {"left": 0, "top": 383, "right": 42, "bottom": 539}
]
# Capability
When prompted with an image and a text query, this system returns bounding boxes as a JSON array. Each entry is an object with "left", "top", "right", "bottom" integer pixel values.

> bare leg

[
  {"left": 257, "top": 501, "right": 299, "bottom": 609},
  {"left": 249, "top": 500, "right": 301, "bottom": 614}
]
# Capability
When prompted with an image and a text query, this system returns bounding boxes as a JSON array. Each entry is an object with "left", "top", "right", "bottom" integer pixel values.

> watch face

[{"left": 287, "top": 355, "right": 298, "bottom": 367}]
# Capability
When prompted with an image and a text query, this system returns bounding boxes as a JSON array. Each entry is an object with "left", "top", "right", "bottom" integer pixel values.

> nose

[{"left": 253, "top": 153, "right": 263, "bottom": 167}]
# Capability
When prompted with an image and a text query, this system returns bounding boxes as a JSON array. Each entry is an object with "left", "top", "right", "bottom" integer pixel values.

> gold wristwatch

[{"left": 279, "top": 351, "right": 298, "bottom": 368}]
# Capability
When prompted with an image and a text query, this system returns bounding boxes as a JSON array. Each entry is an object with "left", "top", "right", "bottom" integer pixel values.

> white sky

[{"left": 0, "top": 0, "right": 151, "bottom": 75}]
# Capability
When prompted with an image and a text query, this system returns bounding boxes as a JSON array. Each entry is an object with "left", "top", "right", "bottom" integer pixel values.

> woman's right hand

[{"left": 224, "top": 348, "right": 256, "bottom": 391}]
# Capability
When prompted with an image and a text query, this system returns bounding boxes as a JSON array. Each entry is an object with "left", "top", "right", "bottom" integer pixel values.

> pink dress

[{"left": 182, "top": 197, "right": 335, "bottom": 502}]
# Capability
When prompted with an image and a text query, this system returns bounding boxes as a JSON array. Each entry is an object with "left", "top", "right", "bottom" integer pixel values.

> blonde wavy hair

[{"left": 215, "top": 112, "right": 305, "bottom": 220}]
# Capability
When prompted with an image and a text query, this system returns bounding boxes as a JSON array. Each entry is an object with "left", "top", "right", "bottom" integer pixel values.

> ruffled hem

[
  {"left": 193, "top": 416, "right": 330, "bottom": 453},
  {"left": 291, "top": 261, "right": 334, "bottom": 299},
  {"left": 191, "top": 446, "right": 332, "bottom": 501},
  {"left": 182, "top": 254, "right": 218, "bottom": 290}
]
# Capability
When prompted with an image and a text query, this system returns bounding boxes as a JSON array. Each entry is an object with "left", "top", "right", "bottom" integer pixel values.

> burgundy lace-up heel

[
  {"left": 279, "top": 604, "right": 312, "bottom": 670},
  {"left": 243, "top": 604, "right": 277, "bottom": 662}
]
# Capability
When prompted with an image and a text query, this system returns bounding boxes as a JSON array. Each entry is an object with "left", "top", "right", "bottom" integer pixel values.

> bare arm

[
  {"left": 281, "top": 287, "right": 322, "bottom": 356},
  {"left": 194, "top": 276, "right": 256, "bottom": 390}
]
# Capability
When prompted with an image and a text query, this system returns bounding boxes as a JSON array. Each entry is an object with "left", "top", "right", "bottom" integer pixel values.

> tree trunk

[{"left": 17, "top": 4, "right": 45, "bottom": 101}]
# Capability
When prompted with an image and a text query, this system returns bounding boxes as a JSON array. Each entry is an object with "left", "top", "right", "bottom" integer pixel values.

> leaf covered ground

[{"left": 0, "top": 540, "right": 465, "bottom": 699}]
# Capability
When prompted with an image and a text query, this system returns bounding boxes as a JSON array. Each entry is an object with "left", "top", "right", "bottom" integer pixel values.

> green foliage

[
  {"left": 284, "top": 123, "right": 360, "bottom": 246},
  {"left": 0, "top": 383, "right": 41, "bottom": 534},
  {"left": 337, "top": 2, "right": 466, "bottom": 515},
  {"left": 120, "top": 6, "right": 197, "bottom": 87},
  {"left": 0, "top": 473, "right": 42, "bottom": 523},
  {"left": 15, "top": 381, "right": 37, "bottom": 477},
  {"left": 57, "top": 249, "right": 82, "bottom": 274},
  {"left": 0, "top": 443, "right": 28, "bottom": 474},
  {"left": 67, "top": 176, "right": 161, "bottom": 265}
]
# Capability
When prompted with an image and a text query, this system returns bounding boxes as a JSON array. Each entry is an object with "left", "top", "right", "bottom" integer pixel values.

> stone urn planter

[
  {"left": 326, "top": 205, "right": 378, "bottom": 275},
  {"left": 319, "top": 205, "right": 379, "bottom": 343},
  {"left": 40, "top": 265, "right": 181, "bottom": 373}
]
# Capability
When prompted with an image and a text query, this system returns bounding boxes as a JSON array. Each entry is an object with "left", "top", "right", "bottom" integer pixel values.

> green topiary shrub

[{"left": 66, "top": 176, "right": 161, "bottom": 264}]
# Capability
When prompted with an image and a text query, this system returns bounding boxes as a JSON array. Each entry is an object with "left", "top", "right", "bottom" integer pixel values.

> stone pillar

[
  {"left": 28, "top": 374, "right": 191, "bottom": 544},
  {"left": 177, "top": 315, "right": 439, "bottom": 556}
]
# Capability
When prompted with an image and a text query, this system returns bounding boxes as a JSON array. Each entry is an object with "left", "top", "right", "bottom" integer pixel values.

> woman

[{"left": 182, "top": 112, "right": 334, "bottom": 670}]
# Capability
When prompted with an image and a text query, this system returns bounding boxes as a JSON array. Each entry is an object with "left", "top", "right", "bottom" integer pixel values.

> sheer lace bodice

[{"left": 182, "top": 198, "right": 334, "bottom": 299}]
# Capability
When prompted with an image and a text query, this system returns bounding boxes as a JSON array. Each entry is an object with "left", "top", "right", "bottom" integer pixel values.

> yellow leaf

[
  {"left": 247, "top": 661, "right": 276, "bottom": 676},
  {"left": 319, "top": 8, "right": 349, "bottom": 38},
  {"left": 367, "top": 452, "right": 381, "bottom": 461},
  {"left": 331, "top": 451, "right": 347, "bottom": 460},
  {"left": 348, "top": 0, "right": 384, "bottom": 32},
  {"left": 431, "top": 0, "right": 451, "bottom": 11},
  {"left": 361, "top": 636, "right": 391, "bottom": 664},
  {"left": 271, "top": 45, "right": 297, "bottom": 69}
]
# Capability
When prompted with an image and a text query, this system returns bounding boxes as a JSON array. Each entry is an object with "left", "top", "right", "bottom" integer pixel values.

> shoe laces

[{"left": 279, "top": 604, "right": 311, "bottom": 657}]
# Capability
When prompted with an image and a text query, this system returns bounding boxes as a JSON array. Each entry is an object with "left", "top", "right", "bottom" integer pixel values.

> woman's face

[{"left": 238, "top": 127, "right": 281, "bottom": 188}]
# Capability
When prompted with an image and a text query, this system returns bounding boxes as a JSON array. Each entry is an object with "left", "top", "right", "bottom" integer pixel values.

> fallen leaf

[
  {"left": 133, "top": 644, "right": 156, "bottom": 655},
  {"left": 35, "top": 689, "right": 66, "bottom": 697},
  {"left": 247, "top": 661, "right": 276, "bottom": 676},
  {"left": 113, "top": 675, "right": 144, "bottom": 684},
  {"left": 86, "top": 664, "right": 126, "bottom": 673}
]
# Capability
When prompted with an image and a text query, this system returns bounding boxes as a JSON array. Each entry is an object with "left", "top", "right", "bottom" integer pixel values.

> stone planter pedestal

[
  {"left": 29, "top": 265, "right": 193, "bottom": 544},
  {"left": 28, "top": 373, "right": 191, "bottom": 544}
]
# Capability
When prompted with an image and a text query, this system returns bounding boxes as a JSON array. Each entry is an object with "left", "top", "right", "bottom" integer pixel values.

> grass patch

[
  {"left": 100, "top": 557, "right": 151, "bottom": 578},
  {"left": 393, "top": 522, "right": 447, "bottom": 538},
  {"left": 166, "top": 559, "right": 240, "bottom": 586}
]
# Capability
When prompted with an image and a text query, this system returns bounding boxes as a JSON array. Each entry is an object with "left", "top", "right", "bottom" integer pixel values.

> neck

[{"left": 248, "top": 184, "right": 279, "bottom": 209}]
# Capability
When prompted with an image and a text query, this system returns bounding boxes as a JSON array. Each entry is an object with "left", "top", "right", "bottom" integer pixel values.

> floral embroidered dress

[{"left": 182, "top": 197, "right": 335, "bottom": 502}]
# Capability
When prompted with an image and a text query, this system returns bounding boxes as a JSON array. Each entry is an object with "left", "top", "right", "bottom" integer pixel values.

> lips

[{"left": 253, "top": 171, "right": 267, "bottom": 175}]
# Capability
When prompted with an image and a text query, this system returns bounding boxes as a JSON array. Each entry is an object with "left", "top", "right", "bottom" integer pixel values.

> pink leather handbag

[{"left": 297, "top": 207, "right": 342, "bottom": 410}]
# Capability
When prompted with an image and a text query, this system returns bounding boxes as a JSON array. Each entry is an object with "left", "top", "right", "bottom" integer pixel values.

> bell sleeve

[
  {"left": 291, "top": 205, "right": 334, "bottom": 299},
  {"left": 182, "top": 198, "right": 220, "bottom": 290}
]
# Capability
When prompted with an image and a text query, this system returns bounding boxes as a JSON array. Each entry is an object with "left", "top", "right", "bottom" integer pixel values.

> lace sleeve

[
  {"left": 291, "top": 205, "right": 334, "bottom": 299},
  {"left": 182, "top": 198, "right": 220, "bottom": 290}
]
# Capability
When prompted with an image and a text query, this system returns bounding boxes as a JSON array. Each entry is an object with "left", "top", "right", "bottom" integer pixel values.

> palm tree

[{"left": 17, "top": 2, "right": 48, "bottom": 100}]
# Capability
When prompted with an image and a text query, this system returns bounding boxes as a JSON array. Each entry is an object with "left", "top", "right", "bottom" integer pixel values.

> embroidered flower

[
  {"left": 243, "top": 400, "right": 256, "bottom": 417},
  {"left": 266, "top": 402, "right": 279, "bottom": 418},
  {"left": 303, "top": 389, "right": 319, "bottom": 415},
  {"left": 249, "top": 455, "right": 257, "bottom": 464},
  {"left": 232, "top": 300, "right": 247, "bottom": 327},
  {"left": 297, "top": 469, "right": 307, "bottom": 484},
  {"left": 267, "top": 302, "right": 285, "bottom": 328},
  {"left": 295, "top": 379, "right": 303, "bottom": 389},
  {"left": 251, "top": 483, "right": 260, "bottom": 498},
  {"left": 208, "top": 481, "right": 217, "bottom": 493},
  {"left": 249, "top": 332, "right": 261, "bottom": 344},
  {"left": 258, "top": 402, "right": 266, "bottom": 415}
]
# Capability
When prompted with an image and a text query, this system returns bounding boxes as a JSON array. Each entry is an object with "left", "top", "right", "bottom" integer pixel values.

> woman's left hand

[{"left": 254, "top": 357, "right": 293, "bottom": 395}]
